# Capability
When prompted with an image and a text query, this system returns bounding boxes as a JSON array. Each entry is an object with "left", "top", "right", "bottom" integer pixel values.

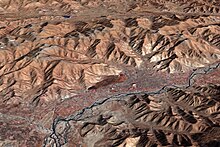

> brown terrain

[{"left": 0, "top": 0, "right": 220, "bottom": 147}]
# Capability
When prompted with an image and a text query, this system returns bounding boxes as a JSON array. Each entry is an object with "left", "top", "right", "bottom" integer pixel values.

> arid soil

[{"left": 0, "top": 0, "right": 220, "bottom": 147}]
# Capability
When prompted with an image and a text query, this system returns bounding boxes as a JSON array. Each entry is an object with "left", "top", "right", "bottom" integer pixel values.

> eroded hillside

[
  {"left": 0, "top": 0, "right": 220, "bottom": 146},
  {"left": 45, "top": 84, "right": 220, "bottom": 146}
]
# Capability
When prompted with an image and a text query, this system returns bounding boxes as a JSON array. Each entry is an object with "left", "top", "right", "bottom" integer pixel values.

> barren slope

[
  {"left": 46, "top": 84, "right": 220, "bottom": 146},
  {"left": 0, "top": 0, "right": 220, "bottom": 146}
]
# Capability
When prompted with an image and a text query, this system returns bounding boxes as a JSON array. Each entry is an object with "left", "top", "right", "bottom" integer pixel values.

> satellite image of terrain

[{"left": 0, "top": 0, "right": 220, "bottom": 146}]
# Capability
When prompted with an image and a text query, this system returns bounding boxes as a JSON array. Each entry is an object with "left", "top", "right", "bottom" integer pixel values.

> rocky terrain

[
  {"left": 46, "top": 84, "right": 220, "bottom": 147},
  {"left": 0, "top": 0, "right": 220, "bottom": 146}
]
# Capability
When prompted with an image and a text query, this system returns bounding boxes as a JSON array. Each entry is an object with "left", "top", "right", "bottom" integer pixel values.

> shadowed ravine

[
  {"left": 1, "top": 0, "right": 220, "bottom": 147},
  {"left": 44, "top": 62, "right": 220, "bottom": 146}
]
